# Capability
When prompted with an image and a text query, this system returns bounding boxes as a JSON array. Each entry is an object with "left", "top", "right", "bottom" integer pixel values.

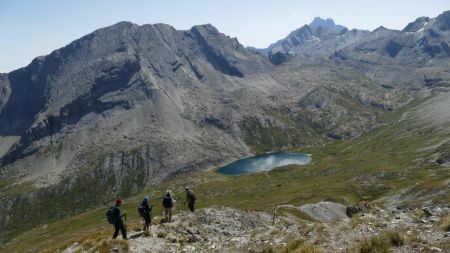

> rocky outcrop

[
  {"left": 435, "top": 11, "right": 450, "bottom": 31},
  {"left": 385, "top": 40, "right": 404, "bottom": 58},
  {"left": 403, "top": 17, "right": 430, "bottom": 32},
  {"left": 345, "top": 201, "right": 380, "bottom": 217},
  {"left": 268, "top": 51, "right": 289, "bottom": 65},
  {"left": 190, "top": 25, "right": 244, "bottom": 77},
  {"left": 60, "top": 204, "right": 450, "bottom": 253},
  {"left": 299, "top": 201, "right": 347, "bottom": 222}
]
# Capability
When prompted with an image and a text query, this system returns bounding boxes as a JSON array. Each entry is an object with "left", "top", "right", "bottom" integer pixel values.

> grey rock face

[
  {"left": 0, "top": 22, "right": 275, "bottom": 239},
  {"left": 403, "top": 17, "right": 430, "bottom": 32},
  {"left": 435, "top": 11, "right": 450, "bottom": 31},
  {"left": 0, "top": 22, "right": 266, "bottom": 177},
  {"left": 268, "top": 51, "right": 289, "bottom": 65},
  {"left": 299, "top": 201, "right": 347, "bottom": 222},
  {"left": 266, "top": 23, "right": 350, "bottom": 56}
]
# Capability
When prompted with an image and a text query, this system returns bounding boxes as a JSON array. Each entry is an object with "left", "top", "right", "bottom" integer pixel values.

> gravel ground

[{"left": 61, "top": 204, "right": 450, "bottom": 253}]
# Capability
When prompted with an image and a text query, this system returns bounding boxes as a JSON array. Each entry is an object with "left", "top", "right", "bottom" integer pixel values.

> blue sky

[{"left": 1, "top": 0, "right": 449, "bottom": 72}]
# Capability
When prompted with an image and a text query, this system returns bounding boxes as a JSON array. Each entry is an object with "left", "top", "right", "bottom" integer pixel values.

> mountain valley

[{"left": 1, "top": 10, "right": 450, "bottom": 253}]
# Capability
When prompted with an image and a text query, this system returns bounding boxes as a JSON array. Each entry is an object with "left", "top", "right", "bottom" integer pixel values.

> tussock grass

[
  {"left": 69, "top": 236, "right": 129, "bottom": 253},
  {"left": 441, "top": 214, "right": 450, "bottom": 231},
  {"left": 296, "top": 244, "right": 323, "bottom": 253},
  {"left": 262, "top": 247, "right": 276, "bottom": 253},
  {"left": 358, "top": 230, "right": 405, "bottom": 253},
  {"left": 279, "top": 240, "right": 303, "bottom": 253},
  {"left": 358, "top": 235, "right": 391, "bottom": 253},
  {"left": 38, "top": 229, "right": 128, "bottom": 253},
  {"left": 132, "top": 225, "right": 142, "bottom": 232},
  {"left": 407, "top": 231, "right": 424, "bottom": 244},
  {"left": 263, "top": 240, "right": 322, "bottom": 253},
  {"left": 383, "top": 231, "right": 404, "bottom": 247},
  {"left": 350, "top": 214, "right": 363, "bottom": 229},
  {"left": 86, "top": 238, "right": 129, "bottom": 253},
  {"left": 38, "top": 230, "right": 111, "bottom": 253}
]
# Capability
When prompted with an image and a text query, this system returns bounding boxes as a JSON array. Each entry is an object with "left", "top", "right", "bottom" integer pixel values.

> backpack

[
  {"left": 106, "top": 207, "right": 116, "bottom": 224},
  {"left": 138, "top": 203, "right": 145, "bottom": 217},
  {"left": 163, "top": 196, "right": 173, "bottom": 208},
  {"left": 188, "top": 190, "right": 196, "bottom": 201}
]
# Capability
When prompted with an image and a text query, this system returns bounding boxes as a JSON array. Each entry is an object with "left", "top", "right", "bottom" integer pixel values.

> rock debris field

[{"left": 60, "top": 203, "right": 450, "bottom": 253}]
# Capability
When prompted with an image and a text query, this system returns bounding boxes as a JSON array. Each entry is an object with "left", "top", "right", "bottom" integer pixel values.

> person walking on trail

[
  {"left": 184, "top": 187, "right": 196, "bottom": 212},
  {"left": 139, "top": 196, "right": 153, "bottom": 232},
  {"left": 112, "top": 199, "right": 127, "bottom": 240},
  {"left": 162, "top": 190, "right": 175, "bottom": 222}
]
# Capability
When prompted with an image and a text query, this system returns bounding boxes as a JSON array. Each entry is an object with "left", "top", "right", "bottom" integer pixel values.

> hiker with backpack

[
  {"left": 162, "top": 190, "right": 175, "bottom": 222},
  {"left": 106, "top": 199, "right": 128, "bottom": 240},
  {"left": 138, "top": 196, "right": 153, "bottom": 232},
  {"left": 184, "top": 187, "right": 196, "bottom": 212}
]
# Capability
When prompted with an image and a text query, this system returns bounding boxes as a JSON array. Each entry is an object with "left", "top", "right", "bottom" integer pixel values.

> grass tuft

[
  {"left": 383, "top": 231, "right": 405, "bottom": 247},
  {"left": 263, "top": 240, "right": 322, "bottom": 253},
  {"left": 358, "top": 235, "right": 391, "bottom": 253},
  {"left": 441, "top": 214, "right": 450, "bottom": 231},
  {"left": 296, "top": 243, "right": 323, "bottom": 253},
  {"left": 358, "top": 230, "right": 405, "bottom": 253},
  {"left": 278, "top": 240, "right": 303, "bottom": 253}
]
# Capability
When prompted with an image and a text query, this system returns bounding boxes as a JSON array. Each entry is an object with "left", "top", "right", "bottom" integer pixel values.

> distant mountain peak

[
  {"left": 435, "top": 10, "right": 450, "bottom": 31},
  {"left": 309, "top": 17, "right": 347, "bottom": 32},
  {"left": 373, "top": 26, "right": 389, "bottom": 32},
  {"left": 310, "top": 17, "right": 336, "bottom": 28},
  {"left": 402, "top": 17, "right": 430, "bottom": 32},
  {"left": 191, "top": 23, "right": 218, "bottom": 31}
]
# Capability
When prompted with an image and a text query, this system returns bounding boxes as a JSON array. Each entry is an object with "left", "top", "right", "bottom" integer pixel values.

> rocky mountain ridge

[{"left": 254, "top": 12, "right": 450, "bottom": 68}]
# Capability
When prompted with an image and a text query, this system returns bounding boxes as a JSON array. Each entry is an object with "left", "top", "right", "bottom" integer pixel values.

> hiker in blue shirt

[
  {"left": 112, "top": 199, "right": 127, "bottom": 240},
  {"left": 139, "top": 196, "right": 152, "bottom": 231}
]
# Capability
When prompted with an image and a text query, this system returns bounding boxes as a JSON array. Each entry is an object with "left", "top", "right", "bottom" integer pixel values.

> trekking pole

[{"left": 272, "top": 207, "right": 279, "bottom": 225}]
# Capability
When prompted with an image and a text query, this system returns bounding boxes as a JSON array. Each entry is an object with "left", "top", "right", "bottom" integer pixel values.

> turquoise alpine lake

[{"left": 217, "top": 152, "right": 311, "bottom": 175}]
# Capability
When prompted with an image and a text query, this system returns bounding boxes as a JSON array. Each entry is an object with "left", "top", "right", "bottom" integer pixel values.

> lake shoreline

[{"left": 217, "top": 152, "right": 311, "bottom": 176}]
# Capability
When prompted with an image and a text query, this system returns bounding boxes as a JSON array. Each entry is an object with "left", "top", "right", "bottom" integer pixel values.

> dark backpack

[
  {"left": 163, "top": 196, "right": 173, "bottom": 208},
  {"left": 138, "top": 203, "right": 145, "bottom": 217},
  {"left": 188, "top": 191, "right": 196, "bottom": 201},
  {"left": 106, "top": 207, "right": 116, "bottom": 224}
]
